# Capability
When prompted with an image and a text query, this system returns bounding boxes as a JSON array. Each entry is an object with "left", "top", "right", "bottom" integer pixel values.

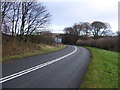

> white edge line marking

[{"left": 0, "top": 46, "right": 77, "bottom": 83}]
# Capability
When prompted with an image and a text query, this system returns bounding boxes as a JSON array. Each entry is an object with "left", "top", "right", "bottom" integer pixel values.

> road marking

[{"left": 0, "top": 46, "right": 77, "bottom": 83}]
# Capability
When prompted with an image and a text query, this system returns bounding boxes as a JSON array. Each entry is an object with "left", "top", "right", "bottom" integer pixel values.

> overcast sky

[{"left": 39, "top": 0, "right": 118, "bottom": 33}]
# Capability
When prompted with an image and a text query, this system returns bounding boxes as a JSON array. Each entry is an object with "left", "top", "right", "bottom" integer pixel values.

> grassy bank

[
  {"left": 80, "top": 47, "right": 119, "bottom": 88},
  {"left": 2, "top": 44, "right": 66, "bottom": 61}
]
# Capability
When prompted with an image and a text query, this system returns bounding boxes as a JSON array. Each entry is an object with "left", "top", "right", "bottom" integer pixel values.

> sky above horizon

[{"left": 38, "top": 0, "right": 118, "bottom": 33}]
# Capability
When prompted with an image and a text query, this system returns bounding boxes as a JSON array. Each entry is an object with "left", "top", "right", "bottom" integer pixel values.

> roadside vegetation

[
  {"left": 2, "top": 33, "right": 66, "bottom": 61},
  {"left": 60, "top": 21, "right": 119, "bottom": 52},
  {"left": 1, "top": 2, "right": 66, "bottom": 62},
  {"left": 2, "top": 43, "right": 65, "bottom": 61},
  {"left": 80, "top": 47, "right": 119, "bottom": 88},
  {"left": 76, "top": 36, "right": 119, "bottom": 52}
]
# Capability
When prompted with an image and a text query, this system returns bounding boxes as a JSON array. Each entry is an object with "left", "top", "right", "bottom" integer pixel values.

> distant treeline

[
  {"left": 59, "top": 34, "right": 119, "bottom": 52},
  {"left": 63, "top": 21, "right": 117, "bottom": 37},
  {"left": 59, "top": 21, "right": 119, "bottom": 52}
]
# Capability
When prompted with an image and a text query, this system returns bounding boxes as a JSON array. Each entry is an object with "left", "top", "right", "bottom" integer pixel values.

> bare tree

[
  {"left": 73, "top": 23, "right": 82, "bottom": 35},
  {"left": 64, "top": 22, "right": 92, "bottom": 36},
  {"left": 63, "top": 24, "right": 83, "bottom": 36},
  {"left": 11, "top": 2, "right": 17, "bottom": 36},
  {"left": 1, "top": 1, "right": 12, "bottom": 24},
  {"left": 116, "top": 31, "right": 120, "bottom": 36},
  {"left": 79, "top": 22, "right": 92, "bottom": 36},
  {"left": 1, "top": 1, "right": 50, "bottom": 36},
  {"left": 91, "top": 21, "right": 110, "bottom": 37},
  {"left": 14, "top": 2, "right": 21, "bottom": 36},
  {"left": 1, "top": 1, "right": 12, "bottom": 33},
  {"left": 20, "top": 2, "right": 50, "bottom": 36},
  {"left": 63, "top": 27, "right": 74, "bottom": 34}
]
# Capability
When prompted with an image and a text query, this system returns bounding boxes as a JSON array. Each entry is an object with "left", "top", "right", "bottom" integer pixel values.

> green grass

[
  {"left": 80, "top": 47, "right": 119, "bottom": 88},
  {"left": 2, "top": 45, "right": 66, "bottom": 62}
]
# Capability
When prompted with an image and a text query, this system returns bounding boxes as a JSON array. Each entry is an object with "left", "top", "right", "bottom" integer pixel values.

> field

[{"left": 80, "top": 47, "right": 119, "bottom": 88}]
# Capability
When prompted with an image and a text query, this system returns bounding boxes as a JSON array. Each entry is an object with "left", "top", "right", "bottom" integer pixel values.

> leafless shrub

[
  {"left": 96, "top": 37, "right": 118, "bottom": 51},
  {"left": 26, "top": 35, "right": 55, "bottom": 45},
  {"left": 76, "top": 36, "right": 119, "bottom": 52}
]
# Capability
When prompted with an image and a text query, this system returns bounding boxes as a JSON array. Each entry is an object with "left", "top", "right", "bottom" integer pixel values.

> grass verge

[
  {"left": 2, "top": 44, "right": 66, "bottom": 62},
  {"left": 80, "top": 47, "right": 119, "bottom": 88}
]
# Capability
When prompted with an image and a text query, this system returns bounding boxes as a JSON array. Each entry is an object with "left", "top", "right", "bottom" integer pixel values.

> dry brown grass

[{"left": 2, "top": 34, "right": 58, "bottom": 58}]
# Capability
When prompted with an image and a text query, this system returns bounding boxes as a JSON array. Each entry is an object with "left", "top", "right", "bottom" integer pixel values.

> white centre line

[{"left": 0, "top": 46, "right": 77, "bottom": 83}]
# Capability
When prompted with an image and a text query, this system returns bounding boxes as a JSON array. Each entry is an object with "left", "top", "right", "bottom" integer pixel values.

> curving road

[{"left": 1, "top": 45, "right": 91, "bottom": 88}]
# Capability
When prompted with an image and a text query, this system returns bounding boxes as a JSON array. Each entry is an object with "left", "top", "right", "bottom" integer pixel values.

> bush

[
  {"left": 2, "top": 33, "right": 56, "bottom": 46},
  {"left": 76, "top": 36, "right": 119, "bottom": 52},
  {"left": 26, "top": 35, "right": 55, "bottom": 45},
  {"left": 61, "top": 34, "right": 78, "bottom": 45}
]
